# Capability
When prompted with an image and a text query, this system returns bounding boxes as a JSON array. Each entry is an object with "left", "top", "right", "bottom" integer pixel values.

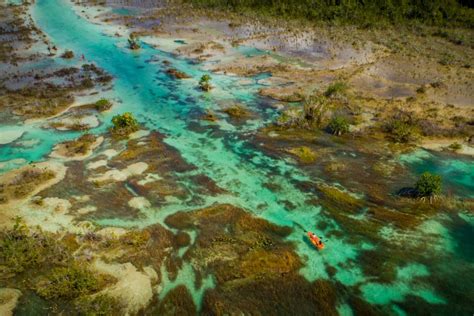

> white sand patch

[
  {"left": 52, "top": 114, "right": 100, "bottom": 131},
  {"left": 128, "top": 196, "right": 151, "bottom": 209},
  {"left": 87, "top": 159, "right": 108, "bottom": 170},
  {"left": 0, "top": 288, "right": 22, "bottom": 316},
  {"left": 129, "top": 129, "right": 150, "bottom": 140},
  {"left": 19, "top": 201, "right": 75, "bottom": 233},
  {"left": 137, "top": 173, "right": 163, "bottom": 186},
  {"left": 101, "top": 149, "right": 119, "bottom": 159},
  {"left": 421, "top": 138, "right": 474, "bottom": 157},
  {"left": 73, "top": 195, "right": 91, "bottom": 203},
  {"left": 76, "top": 205, "right": 97, "bottom": 215},
  {"left": 96, "top": 227, "right": 129, "bottom": 239},
  {"left": 0, "top": 130, "right": 24, "bottom": 145},
  {"left": 40, "top": 197, "right": 72, "bottom": 214},
  {"left": 92, "top": 260, "right": 156, "bottom": 315},
  {"left": 89, "top": 162, "right": 148, "bottom": 183}
]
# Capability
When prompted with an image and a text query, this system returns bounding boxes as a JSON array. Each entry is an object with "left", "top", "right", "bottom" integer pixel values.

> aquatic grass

[
  {"left": 287, "top": 146, "right": 317, "bottom": 163},
  {"left": 317, "top": 185, "right": 363, "bottom": 212},
  {"left": 222, "top": 105, "right": 251, "bottom": 119}
]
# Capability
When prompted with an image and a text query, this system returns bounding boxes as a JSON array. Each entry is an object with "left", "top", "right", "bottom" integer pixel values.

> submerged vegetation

[{"left": 110, "top": 112, "right": 139, "bottom": 137}]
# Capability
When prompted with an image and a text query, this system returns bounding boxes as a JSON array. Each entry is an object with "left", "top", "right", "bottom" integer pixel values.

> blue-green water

[{"left": 1, "top": 0, "right": 472, "bottom": 313}]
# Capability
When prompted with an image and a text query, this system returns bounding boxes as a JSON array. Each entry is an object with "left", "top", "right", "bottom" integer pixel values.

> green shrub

[
  {"left": 415, "top": 172, "right": 442, "bottom": 197},
  {"left": 287, "top": 146, "right": 317, "bottom": 163},
  {"left": 328, "top": 116, "right": 350, "bottom": 135},
  {"left": 199, "top": 74, "right": 212, "bottom": 91},
  {"left": 36, "top": 265, "right": 101, "bottom": 300},
  {"left": 95, "top": 99, "right": 112, "bottom": 112},
  {"left": 324, "top": 82, "right": 347, "bottom": 97},
  {"left": 111, "top": 112, "right": 139, "bottom": 137},
  {"left": 385, "top": 119, "right": 419, "bottom": 143}
]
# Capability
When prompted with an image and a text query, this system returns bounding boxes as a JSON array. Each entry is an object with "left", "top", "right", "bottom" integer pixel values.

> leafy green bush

[
  {"left": 95, "top": 99, "right": 112, "bottom": 112},
  {"left": 385, "top": 119, "right": 419, "bottom": 143},
  {"left": 199, "top": 74, "right": 212, "bottom": 91},
  {"left": 111, "top": 112, "right": 139, "bottom": 137},
  {"left": 36, "top": 265, "right": 101, "bottom": 300},
  {"left": 328, "top": 116, "right": 350, "bottom": 135},
  {"left": 415, "top": 172, "right": 442, "bottom": 197}
]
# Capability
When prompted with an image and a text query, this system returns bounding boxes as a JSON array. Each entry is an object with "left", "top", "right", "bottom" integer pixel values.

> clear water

[{"left": 1, "top": 0, "right": 471, "bottom": 313}]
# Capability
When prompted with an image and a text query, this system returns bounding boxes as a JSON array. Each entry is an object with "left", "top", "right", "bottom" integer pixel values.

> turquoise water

[{"left": 1, "top": 0, "right": 472, "bottom": 313}]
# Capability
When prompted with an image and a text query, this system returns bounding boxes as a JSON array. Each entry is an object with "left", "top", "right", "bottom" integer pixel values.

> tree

[
  {"left": 111, "top": 112, "right": 139, "bottom": 136},
  {"left": 199, "top": 74, "right": 212, "bottom": 91},
  {"left": 415, "top": 172, "right": 442, "bottom": 198},
  {"left": 128, "top": 34, "right": 140, "bottom": 50}
]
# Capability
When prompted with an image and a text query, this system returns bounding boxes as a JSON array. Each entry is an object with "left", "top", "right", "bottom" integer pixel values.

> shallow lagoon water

[{"left": 1, "top": 0, "right": 472, "bottom": 313}]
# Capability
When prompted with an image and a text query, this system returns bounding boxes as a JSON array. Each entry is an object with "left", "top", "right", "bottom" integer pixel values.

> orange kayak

[{"left": 307, "top": 232, "right": 324, "bottom": 250}]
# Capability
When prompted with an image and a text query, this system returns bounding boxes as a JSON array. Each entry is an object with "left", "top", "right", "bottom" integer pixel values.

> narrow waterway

[{"left": 1, "top": 0, "right": 471, "bottom": 313}]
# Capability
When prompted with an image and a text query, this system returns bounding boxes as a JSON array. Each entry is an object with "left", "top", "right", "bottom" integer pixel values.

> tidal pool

[{"left": 0, "top": 0, "right": 472, "bottom": 314}]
